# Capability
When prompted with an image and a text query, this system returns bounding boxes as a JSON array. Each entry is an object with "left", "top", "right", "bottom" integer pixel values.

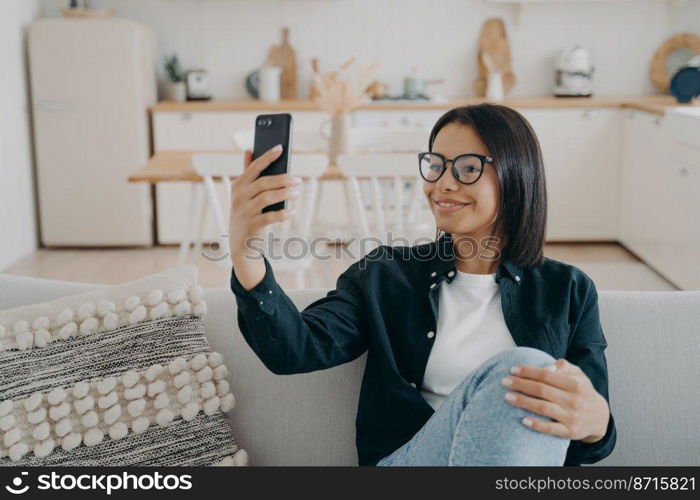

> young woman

[{"left": 228, "top": 103, "right": 616, "bottom": 466}]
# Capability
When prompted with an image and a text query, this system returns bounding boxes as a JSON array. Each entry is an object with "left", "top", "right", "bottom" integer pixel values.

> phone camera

[
  {"left": 265, "top": 118, "right": 273, "bottom": 127},
  {"left": 256, "top": 118, "right": 265, "bottom": 127}
]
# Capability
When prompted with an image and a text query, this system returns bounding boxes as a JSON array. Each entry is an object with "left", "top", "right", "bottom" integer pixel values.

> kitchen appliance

[
  {"left": 29, "top": 18, "right": 155, "bottom": 246},
  {"left": 185, "top": 70, "right": 212, "bottom": 101},
  {"left": 553, "top": 45, "right": 594, "bottom": 97}
]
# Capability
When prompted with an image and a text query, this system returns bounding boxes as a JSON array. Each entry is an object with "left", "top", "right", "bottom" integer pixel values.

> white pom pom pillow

[{"left": 0, "top": 265, "right": 247, "bottom": 466}]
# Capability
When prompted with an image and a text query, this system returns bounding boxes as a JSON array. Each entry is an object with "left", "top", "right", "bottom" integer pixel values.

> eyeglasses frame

[{"left": 417, "top": 151, "right": 494, "bottom": 185}]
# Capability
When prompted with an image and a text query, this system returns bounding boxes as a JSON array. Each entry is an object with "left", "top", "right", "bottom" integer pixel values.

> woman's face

[{"left": 423, "top": 122, "right": 501, "bottom": 240}]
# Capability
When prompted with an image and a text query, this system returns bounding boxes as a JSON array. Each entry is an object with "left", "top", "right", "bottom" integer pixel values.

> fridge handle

[{"left": 36, "top": 101, "right": 74, "bottom": 110}]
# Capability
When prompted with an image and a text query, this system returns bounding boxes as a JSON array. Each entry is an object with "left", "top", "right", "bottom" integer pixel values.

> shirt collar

[{"left": 427, "top": 232, "right": 523, "bottom": 285}]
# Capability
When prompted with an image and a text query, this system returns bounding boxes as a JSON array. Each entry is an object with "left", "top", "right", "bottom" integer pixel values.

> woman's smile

[{"left": 432, "top": 197, "right": 473, "bottom": 214}]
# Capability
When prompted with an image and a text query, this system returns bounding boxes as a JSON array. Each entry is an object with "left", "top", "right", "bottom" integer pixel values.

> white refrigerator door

[{"left": 29, "top": 19, "right": 155, "bottom": 246}]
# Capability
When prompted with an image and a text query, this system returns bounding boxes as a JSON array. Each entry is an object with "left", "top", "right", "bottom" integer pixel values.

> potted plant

[{"left": 163, "top": 54, "right": 186, "bottom": 102}]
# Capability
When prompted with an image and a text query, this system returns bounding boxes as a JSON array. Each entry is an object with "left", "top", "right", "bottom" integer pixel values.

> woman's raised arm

[{"left": 229, "top": 145, "right": 371, "bottom": 375}]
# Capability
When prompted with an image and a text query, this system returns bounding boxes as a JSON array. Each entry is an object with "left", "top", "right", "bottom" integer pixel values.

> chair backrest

[
  {"left": 191, "top": 153, "right": 246, "bottom": 178},
  {"left": 231, "top": 130, "right": 254, "bottom": 151},
  {"left": 337, "top": 153, "right": 431, "bottom": 242}
]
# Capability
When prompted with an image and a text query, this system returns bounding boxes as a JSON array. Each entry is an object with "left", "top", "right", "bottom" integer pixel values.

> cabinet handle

[
  {"left": 582, "top": 109, "right": 599, "bottom": 119},
  {"left": 679, "top": 166, "right": 689, "bottom": 176},
  {"left": 181, "top": 113, "right": 192, "bottom": 121},
  {"left": 37, "top": 101, "right": 74, "bottom": 110}
]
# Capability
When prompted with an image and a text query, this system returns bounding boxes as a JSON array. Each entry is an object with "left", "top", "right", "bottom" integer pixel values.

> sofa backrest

[{"left": 1, "top": 273, "right": 699, "bottom": 466}]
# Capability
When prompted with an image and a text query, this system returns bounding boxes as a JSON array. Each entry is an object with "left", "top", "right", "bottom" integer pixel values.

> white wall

[
  {"left": 40, "top": 0, "right": 698, "bottom": 100},
  {"left": 0, "top": 0, "right": 40, "bottom": 271}
]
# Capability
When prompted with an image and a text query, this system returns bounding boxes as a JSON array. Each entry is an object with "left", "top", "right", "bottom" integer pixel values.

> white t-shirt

[{"left": 420, "top": 269, "right": 516, "bottom": 411}]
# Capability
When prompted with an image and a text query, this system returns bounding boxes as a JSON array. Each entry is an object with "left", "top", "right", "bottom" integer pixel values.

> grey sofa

[{"left": 1, "top": 272, "right": 699, "bottom": 466}]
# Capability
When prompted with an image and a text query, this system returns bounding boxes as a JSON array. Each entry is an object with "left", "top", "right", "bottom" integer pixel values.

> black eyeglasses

[{"left": 418, "top": 152, "right": 494, "bottom": 185}]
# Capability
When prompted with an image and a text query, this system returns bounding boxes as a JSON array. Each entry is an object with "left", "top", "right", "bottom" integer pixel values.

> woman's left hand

[{"left": 501, "top": 358, "right": 610, "bottom": 443}]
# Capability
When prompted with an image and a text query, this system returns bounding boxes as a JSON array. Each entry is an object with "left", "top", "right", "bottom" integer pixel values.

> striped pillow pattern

[{"left": 0, "top": 266, "right": 247, "bottom": 466}]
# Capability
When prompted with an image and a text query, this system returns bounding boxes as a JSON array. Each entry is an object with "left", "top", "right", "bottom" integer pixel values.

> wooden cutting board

[
  {"left": 265, "top": 27, "right": 298, "bottom": 99},
  {"left": 473, "top": 18, "right": 516, "bottom": 97}
]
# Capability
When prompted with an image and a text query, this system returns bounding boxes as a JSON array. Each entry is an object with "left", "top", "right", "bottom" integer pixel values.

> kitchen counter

[{"left": 150, "top": 94, "right": 699, "bottom": 116}]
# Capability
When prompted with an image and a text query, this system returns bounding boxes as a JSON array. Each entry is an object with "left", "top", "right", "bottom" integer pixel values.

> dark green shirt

[{"left": 229, "top": 232, "right": 617, "bottom": 466}]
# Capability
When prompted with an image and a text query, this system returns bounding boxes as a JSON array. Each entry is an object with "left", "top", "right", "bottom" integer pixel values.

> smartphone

[{"left": 252, "top": 113, "right": 293, "bottom": 213}]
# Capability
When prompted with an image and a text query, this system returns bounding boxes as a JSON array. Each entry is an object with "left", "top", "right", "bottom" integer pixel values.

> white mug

[{"left": 258, "top": 66, "right": 282, "bottom": 102}]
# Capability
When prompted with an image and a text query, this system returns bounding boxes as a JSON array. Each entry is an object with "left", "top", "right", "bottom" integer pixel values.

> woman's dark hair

[{"left": 429, "top": 103, "right": 547, "bottom": 268}]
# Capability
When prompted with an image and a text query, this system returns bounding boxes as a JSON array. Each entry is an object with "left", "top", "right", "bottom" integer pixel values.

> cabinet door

[
  {"left": 548, "top": 108, "right": 621, "bottom": 240},
  {"left": 352, "top": 109, "right": 446, "bottom": 131},
  {"left": 657, "top": 140, "right": 700, "bottom": 289},
  {"left": 153, "top": 111, "right": 259, "bottom": 150},
  {"left": 619, "top": 110, "right": 669, "bottom": 261}
]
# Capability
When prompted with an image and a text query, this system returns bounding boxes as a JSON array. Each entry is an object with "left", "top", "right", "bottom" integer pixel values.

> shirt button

[
  {"left": 430, "top": 271, "right": 436, "bottom": 277},
  {"left": 429, "top": 283, "right": 436, "bottom": 289},
  {"left": 410, "top": 382, "right": 416, "bottom": 388},
  {"left": 427, "top": 330, "right": 435, "bottom": 339},
  {"left": 515, "top": 276, "right": 521, "bottom": 282},
  {"left": 447, "top": 270, "right": 455, "bottom": 277},
  {"left": 268, "top": 290, "right": 272, "bottom": 294},
  {"left": 259, "top": 300, "right": 264, "bottom": 306}
]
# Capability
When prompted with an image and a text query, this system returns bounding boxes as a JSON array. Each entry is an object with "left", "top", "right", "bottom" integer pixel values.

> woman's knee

[
  {"left": 470, "top": 347, "right": 556, "bottom": 385},
  {"left": 490, "top": 346, "right": 556, "bottom": 370}
]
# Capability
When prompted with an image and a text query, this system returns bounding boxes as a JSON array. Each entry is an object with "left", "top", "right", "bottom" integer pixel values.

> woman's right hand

[{"left": 229, "top": 145, "right": 301, "bottom": 289}]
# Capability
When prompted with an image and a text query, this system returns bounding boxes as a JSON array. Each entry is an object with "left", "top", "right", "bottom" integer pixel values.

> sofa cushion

[{"left": 0, "top": 266, "right": 247, "bottom": 466}]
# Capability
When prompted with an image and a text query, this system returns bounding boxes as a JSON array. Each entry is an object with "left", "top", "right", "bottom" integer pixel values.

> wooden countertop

[{"left": 151, "top": 95, "right": 699, "bottom": 116}]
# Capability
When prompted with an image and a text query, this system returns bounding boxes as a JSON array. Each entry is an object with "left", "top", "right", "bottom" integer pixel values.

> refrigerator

[{"left": 29, "top": 18, "right": 156, "bottom": 246}]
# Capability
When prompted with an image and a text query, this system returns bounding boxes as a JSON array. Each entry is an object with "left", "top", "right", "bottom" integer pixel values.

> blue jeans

[{"left": 376, "top": 346, "right": 571, "bottom": 466}]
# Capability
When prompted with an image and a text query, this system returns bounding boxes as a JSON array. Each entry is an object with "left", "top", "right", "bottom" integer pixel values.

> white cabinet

[
  {"left": 353, "top": 109, "right": 446, "bottom": 131},
  {"left": 620, "top": 109, "right": 700, "bottom": 289},
  {"left": 153, "top": 110, "right": 327, "bottom": 244},
  {"left": 664, "top": 142, "right": 700, "bottom": 289},
  {"left": 619, "top": 110, "right": 664, "bottom": 255},
  {"left": 548, "top": 108, "right": 621, "bottom": 240},
  {"left": 518, "top": 108, "right": 620, "bottom": 240},
  {"left": 153, "top": 112, "right": 258, "bottom": 150}
]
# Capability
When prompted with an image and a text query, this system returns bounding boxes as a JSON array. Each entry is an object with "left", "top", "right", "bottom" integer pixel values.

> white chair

[
  {"left": 337, "top": 153, "right": 433, "bottom": 245},
  {"left": 177, "top": 153, "right": 245, "bottom": 267},
  {"left": 186, "top": 153, "right": 328, "bottom": 289}
]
